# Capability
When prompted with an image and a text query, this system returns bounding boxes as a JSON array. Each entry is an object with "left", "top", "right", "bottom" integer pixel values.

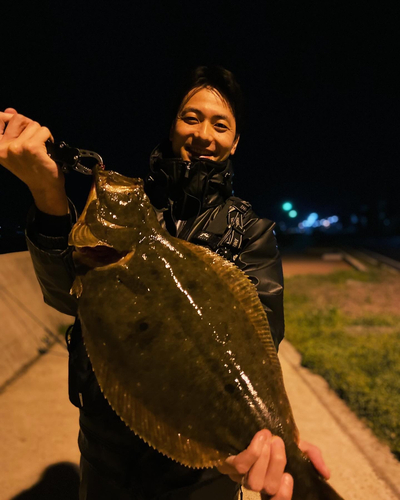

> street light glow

[{"left": 282, "top": 202, "right": 293, "bottom": 211}]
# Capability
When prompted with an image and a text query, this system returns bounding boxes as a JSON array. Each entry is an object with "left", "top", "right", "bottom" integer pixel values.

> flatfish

[{"left": 69, "top": 167, "right": 344, "bottom": 500}]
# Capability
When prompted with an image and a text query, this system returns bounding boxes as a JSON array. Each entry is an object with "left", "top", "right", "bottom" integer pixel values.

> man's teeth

[{"left": 189, "top": 149, "right": 212, "bottom": 156}]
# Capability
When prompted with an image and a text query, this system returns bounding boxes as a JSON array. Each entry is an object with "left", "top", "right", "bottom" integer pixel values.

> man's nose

[{"left": 194, "top": 121, "right": 212, "bottom": 142}]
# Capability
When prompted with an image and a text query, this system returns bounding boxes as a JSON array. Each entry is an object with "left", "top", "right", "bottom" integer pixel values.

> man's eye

[
  {"left": 215, "top": 123, "right": 228, "bottom": 130},
  {"left": 183, "top": 116, "right": 198, "bottom": 124}
]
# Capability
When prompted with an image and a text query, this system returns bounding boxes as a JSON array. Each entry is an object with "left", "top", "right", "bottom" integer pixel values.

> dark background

[{"left": 1, "top": 0, "right": 399, "bottom": 252}]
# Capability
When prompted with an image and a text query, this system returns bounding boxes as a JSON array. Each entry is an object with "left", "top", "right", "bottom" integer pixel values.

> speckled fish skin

[{"left": 69, "top": 167, "right": 344, "bottom": 500}]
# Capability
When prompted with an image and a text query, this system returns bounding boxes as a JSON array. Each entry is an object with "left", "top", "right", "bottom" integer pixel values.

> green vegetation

[{"left": 284, "top": 268, "right": 400, "bottom": 458}]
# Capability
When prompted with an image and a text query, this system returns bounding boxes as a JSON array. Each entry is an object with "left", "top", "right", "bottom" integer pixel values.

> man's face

[{"left": 170, "top": 87, "right": 239, "bottom": 162}]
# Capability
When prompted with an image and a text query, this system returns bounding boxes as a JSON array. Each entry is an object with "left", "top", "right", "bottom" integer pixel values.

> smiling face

[{"left": 170, "top": 87, "right": 240, "bottom": 162}]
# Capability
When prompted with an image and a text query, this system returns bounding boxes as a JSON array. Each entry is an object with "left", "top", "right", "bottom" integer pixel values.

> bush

[{"left": 284, "top": 269, "right": 400, "bottom": 458}]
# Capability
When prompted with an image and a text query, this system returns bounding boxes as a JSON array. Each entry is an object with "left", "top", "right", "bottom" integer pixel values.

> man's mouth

[{"left": 186, "top": 147, "right": 215, "bottom": 159}]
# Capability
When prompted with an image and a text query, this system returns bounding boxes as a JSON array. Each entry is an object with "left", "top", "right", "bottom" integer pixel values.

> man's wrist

[
  {"left": 30, "top": 186, "right": 69, "bottom": 216},
  {"left": 35, "top": 208, "right": 72, "bottom": 237}
]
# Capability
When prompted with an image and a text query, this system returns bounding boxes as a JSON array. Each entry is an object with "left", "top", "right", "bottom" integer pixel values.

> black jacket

[{"left": 25, "top": 147, "right": 284, "bottom": 499}]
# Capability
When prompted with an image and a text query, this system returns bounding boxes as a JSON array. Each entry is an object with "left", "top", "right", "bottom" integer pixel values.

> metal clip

[
  {"left": 184, "top": 161, "right": 192, "bottom": 178},
  {"left": 46, "top": 140, "right": 103, "bottom": 175}
]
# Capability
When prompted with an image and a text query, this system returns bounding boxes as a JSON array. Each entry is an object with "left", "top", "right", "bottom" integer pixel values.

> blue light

[
  {"left": 307, "top": 213, "right": 318, "bottom": 224},
  {"left": 282, "top": 202, "right": 293, "bottom": 211},
  {"left": 288, "top": 210, "right": 297, "bottom": 218},
  {"left": 350, "top": 214, "right": 358, "bottom": 224}
]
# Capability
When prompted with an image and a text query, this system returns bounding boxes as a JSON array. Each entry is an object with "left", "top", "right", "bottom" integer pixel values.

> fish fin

[
  {"left": 70, "top": 276, "right": 83, "bottom": 298},
  {"left": 288, "top": 445, "right": 345, "bottom": 500},
  {"left": 80, "top": 316, "right": 227, "bottom": 469},
  {"left": 180, "top": 241, "right": 300, "bottom": 442},
  {"left": 181, "top": 241, "right": 280, "bottom": 360}
]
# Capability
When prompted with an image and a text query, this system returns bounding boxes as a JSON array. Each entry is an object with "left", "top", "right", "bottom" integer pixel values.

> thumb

[{"left": 4, "top": 108, "right": 18, "bottom": 114}]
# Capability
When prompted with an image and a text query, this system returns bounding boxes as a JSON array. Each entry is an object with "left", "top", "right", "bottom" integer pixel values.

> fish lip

[{"left": 74, "top": 245, "right": 128, "bottom": 267}]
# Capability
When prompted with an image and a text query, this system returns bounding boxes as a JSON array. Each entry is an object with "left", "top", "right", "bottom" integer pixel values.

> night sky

[{"left": 1, "top": 1, "right": 399, "bottom": 242}]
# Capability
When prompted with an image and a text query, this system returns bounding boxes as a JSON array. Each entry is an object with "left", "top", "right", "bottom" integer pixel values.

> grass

[{"left": 284, "top": 268, "right": 400, "bottom": 458}]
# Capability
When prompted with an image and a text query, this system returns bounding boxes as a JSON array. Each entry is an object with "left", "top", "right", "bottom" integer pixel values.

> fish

[{"left": 69, "top": 166, "right": 345, "bottom": 500}]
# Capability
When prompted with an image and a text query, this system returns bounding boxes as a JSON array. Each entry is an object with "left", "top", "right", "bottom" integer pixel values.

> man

[{"left": 0, "top": 66, "right": 329, "bottom": 499}]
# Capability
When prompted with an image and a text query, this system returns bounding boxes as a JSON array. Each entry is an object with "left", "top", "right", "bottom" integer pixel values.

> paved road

[{"left": 1, "top": 256, "right": 399, "bottom": 500}]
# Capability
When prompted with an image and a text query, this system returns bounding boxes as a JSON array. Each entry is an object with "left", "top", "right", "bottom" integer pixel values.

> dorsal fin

[{"left": 180, "top": 241, "right": 299, "bottom": 442}]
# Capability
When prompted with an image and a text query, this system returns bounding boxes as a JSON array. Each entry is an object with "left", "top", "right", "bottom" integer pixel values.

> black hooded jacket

[
  {"left": 145, "top": 141, "right": 284, "bottom": 349},
  {"left": 25, "top": 142, "right": 285, "bottom": 498}
]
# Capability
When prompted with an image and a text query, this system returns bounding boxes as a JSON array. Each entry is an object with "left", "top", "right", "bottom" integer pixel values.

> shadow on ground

[{"left": 11, "top": 462, "right": 79, "bottom": 500}]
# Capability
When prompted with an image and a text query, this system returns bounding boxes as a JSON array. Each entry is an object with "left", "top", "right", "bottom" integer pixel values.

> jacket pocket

[{"left": 66, "top": 319, "right": 109, "bottom": 415}]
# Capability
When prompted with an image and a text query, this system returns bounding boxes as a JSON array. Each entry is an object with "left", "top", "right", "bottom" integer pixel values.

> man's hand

[
  {"left": 217, "top": 430, "right": 293, "bottom": 499},
  {"left": 298, "top": 439, "right": 330, "bottom": 480},
  {"left": 217, "top": 431, "right": 331, "bottom": 499},
  {"left": 0, "top": 108, "right": 69, "bottom": 215}
]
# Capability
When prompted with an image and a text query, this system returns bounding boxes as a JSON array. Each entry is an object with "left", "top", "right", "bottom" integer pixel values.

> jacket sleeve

[
  {"left": 235, "top": 217, "right": 285, "bottom": 350},
  {"left": 25, "top": 203, "right": 79, "bottom": 317}
]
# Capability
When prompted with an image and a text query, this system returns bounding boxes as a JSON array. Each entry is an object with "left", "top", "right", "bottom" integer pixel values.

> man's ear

[{"left": 230, "top": 135, "right": 240, "bottom": 155}]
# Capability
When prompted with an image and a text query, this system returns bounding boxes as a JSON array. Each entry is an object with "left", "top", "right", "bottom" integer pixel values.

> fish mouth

[
  {"left": 74, "top": 245, "right": 128, "bottom": 267},
  {"left": 69, "top": 170, "right": 131, "bottom": 269}
]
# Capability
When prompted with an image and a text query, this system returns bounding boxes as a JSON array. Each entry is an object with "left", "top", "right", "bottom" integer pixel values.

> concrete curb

[{"left": 280, "top": 340, "right": 400, "bottom": 499}]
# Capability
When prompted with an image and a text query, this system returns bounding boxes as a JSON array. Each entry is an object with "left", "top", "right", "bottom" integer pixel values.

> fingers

[
  {"left": 16, "top": 123, "right": 53, "bottom": 149},
  {"left": 220, "top": 431, "right": 289, "bottom": 498},
  {"left": 262, "top": 437, "right": 287, "bottom": 495},
  {"left": 298, "top": 439, "right": 330, "bottom": 480},
  {"left": 236, "top": 430, "right": 271, "bottom": 476},
  {"left": 244, "top": 434, "right": 272, "bottom": 492},
  {"left": 244, "top": 435, "right": 287, "bottom": 496},
  {"left": 261, "top": 473, "right": 293, "bottom": 500},
  {"left": 0, "top": 111, "right": 58, "bottom": 189},
  {"left": 1, "top": 110, "right": 53, "bottom": 145},
  {"left": 221, "top": 430, "right": 271, "bottom": 478},
  {"left": 0, "top": 111, "right": 16, "bottom": 137},
  {"left": 2, "top": 112, "right": 33, "bottom": 140},
  {"left": 5, "top": 123, "right": 51, "bottom": 163},
  {"left": 14, "top": 121, "right": 41, "bottom": 142}
]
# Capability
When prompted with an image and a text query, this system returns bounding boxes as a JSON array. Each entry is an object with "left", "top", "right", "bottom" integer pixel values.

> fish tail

[{"left": 287, "top": 445, "right": 345, "bottom": 500}]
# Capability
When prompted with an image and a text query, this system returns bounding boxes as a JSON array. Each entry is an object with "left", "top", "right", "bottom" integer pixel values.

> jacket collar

[{"left": 146, "top": 140, "right": 234, "bottom": 218}]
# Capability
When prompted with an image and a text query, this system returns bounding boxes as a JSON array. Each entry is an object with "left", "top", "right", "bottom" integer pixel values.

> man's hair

[{"left": 171, "top": 66, "right": 244, "bottom": 138}]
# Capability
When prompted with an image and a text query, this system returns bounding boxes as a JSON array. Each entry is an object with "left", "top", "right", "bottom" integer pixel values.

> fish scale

[{"left": 70, "top": 167, "right": 345, "bottom": 500}]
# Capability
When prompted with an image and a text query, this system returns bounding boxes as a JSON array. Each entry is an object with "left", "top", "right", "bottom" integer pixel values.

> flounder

[{"left": 69, "top": 167, "right": 344, "bottom": 500}]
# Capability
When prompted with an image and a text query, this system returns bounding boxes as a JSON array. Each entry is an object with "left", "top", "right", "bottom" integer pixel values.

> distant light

[
  {"left": 307, "top": 213, "right": 318, "bottom": 224},
  {"left": 298, "top": 222, "right": 304, "bottom": 229},
  {"left": 350, "top": 214, "right": 358, "bottom": 224},
  {"left": 288, "top": 210, "right": 297, "bottom": 218},
  {"left": 322, "top": 220, "right": 330, "bottom": 227},
  {"left": 328, "top": 216, "right": 339, "bottom": 223},
  {"left": 282, "top": 202, "right": 293, "bottom": 211}
]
